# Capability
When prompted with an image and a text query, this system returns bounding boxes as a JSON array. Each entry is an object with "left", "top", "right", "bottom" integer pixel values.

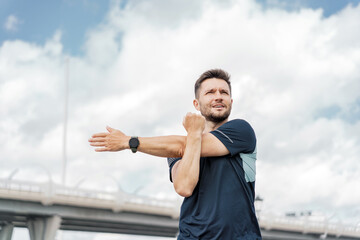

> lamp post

[
  {"left": 255, "top": 195, "right": 264, "bottom": 220},
  {"left": 62, "top": 57, "right": 69, "bottom": 186}
]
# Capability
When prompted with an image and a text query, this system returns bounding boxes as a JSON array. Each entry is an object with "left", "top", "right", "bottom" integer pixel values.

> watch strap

[{"left": 129, "top": 136, "right": 139, "bottom": 153}]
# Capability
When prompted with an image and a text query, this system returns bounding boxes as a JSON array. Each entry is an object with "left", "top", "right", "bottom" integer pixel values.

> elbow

[
  {"left": 173, "top": 135, "right": 187, "bottom": 158},
  {"left": 177, "top": 138, "right": 186, "bottom": 158},
  {"left": 174, "top": 183, "right": 194, "bottom": 197},
  {"left": 175, "top": 187, "right": 193, "bottom": 198}
]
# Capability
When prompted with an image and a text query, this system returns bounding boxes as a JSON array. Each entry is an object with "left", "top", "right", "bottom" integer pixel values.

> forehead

[{"left": 199, "top": 78, "right": 230, "bottom": 92}]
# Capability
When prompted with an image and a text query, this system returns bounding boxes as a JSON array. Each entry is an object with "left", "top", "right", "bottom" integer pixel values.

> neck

[{"left": 204, "top": 118, "right": 228, "bottom": 133}]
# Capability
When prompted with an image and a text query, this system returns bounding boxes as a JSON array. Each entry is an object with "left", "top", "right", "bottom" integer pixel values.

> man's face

[{"left": 194, "top": 78, "right": 233, "bottom": 123}]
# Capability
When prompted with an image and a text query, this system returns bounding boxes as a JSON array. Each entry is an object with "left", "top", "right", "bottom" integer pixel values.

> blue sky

[
  {"left": 1, "top": 0, "right": 360, "bottom": 239},
  {"left": 1, "top": 0, "right": 112, "bottom": 55},
  {"left": 257, "top": 0, "right": 360, "bottom": 16},
  {"left": 1, "top": 0, "right": 360, "bottom": 55}
]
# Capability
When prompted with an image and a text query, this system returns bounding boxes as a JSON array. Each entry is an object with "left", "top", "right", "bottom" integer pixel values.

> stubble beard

[{"left": 201, "top": 105, "right": 232, "bottom": 123}]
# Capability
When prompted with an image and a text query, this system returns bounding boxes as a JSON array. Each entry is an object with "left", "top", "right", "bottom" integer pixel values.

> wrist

[
  {"left": 186, "top": 131, "right": 202, "bottom": 142},
  {"left": 124, "top": 136, "right": 131, "bottom": 149},
  {"left": 187, "top": 129, "right": 203, "bottom": 136}
]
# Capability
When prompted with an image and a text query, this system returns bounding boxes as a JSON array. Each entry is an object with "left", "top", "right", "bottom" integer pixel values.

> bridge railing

[
  {"left": 258, "top": 212, "right": 360, "bottom": 238},
  {"left": 0, "top": 178, "right": 181, "bottom": 218}
]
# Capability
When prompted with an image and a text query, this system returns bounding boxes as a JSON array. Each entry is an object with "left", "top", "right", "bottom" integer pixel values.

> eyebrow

[{"left": 205, "top": 88, "right": 229, "bottom": 93}]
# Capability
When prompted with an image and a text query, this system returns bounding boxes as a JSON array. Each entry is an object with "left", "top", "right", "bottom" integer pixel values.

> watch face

[{"left": 129, "top": 137, "right": 139, "bottom": 148}]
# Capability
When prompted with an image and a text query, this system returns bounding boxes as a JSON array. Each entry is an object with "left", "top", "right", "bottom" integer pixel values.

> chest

[{"left": 198, "top": 155, "right": 245, "bottom": 191}]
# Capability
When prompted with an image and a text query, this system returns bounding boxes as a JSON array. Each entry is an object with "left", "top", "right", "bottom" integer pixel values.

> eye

[
  {"left": 221, "top": 90, "right": 229, "bottom": 95},
  {"left": 206, "top": 90, "right": 215, "bottom": 94}
]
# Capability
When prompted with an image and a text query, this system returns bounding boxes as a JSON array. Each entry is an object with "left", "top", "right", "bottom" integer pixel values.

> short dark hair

[{"left": 194, "top": 69, "right": 231, "bottom": 98}]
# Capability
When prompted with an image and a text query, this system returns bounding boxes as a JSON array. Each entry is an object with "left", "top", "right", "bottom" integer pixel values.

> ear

[{"left": 193, "top": 99, "right": 200, "bottom": 111}]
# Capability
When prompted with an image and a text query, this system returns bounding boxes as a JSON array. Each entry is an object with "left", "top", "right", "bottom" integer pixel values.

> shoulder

[
  {"left": 228, "top": 119, "right": 251, "bottom": 126},
  {"left": 211, "top": 118, "right": 256, "bottom": 155},
  {"left": 218, "top": 119, "right": 254, "bottom": 131}
]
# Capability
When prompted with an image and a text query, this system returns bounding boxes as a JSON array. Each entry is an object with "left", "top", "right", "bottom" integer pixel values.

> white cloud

[
  {"left": 1, "top": 0, "right": 360, "bottom": 233},
  {"left": 4, "top": 14, "right": 21, "bottom": 32}
]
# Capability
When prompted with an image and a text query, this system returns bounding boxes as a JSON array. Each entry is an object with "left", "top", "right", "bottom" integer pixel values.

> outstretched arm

[
  {"left": 89, "top": 126, "right": 186, "bottom": 158},
  {"left": 88, "top": 118, "right": 229, "bottom": 158}
]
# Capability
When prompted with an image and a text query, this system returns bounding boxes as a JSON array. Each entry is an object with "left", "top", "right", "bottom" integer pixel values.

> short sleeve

[
  {"left": 210, "top": 119, "right": 256, "bottom": 156},
  {"left": 167, "top": 157, "right": 181, "bottom": 182}
]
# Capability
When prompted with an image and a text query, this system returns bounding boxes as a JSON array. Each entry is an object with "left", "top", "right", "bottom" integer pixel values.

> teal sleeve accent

[{"left": 240, "top": 146, "right": 257, "bottom": 182}]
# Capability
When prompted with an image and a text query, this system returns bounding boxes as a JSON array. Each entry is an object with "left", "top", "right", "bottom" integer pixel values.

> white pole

[{"left": 62, "top": 58, "right": 69, "bottom": 186}]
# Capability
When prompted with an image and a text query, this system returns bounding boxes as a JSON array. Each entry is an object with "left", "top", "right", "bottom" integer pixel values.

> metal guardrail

[
  {"left": 0, "top": 178, "right": 181, "bottom": 219},
  {"left": 258, "top": 212, "right": 360, "bottom": 238}
]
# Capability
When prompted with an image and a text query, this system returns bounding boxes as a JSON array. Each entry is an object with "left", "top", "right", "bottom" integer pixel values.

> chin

[
  {"left": 206, "top": 113, "right": 230, "bottom": 123},
  {"left": 201, "top": 107, "right": 231, "bottom": 122},
  {"left": 213, "top": 110, "right": 229, "bottom": 117}
]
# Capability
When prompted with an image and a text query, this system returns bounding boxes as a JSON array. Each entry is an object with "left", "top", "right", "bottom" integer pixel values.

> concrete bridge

[{"left": 0, "top": 178, "right": 360, "bottom": 240}]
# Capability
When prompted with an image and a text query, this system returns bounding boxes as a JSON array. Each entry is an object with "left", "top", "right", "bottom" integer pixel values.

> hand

[
  {"left": 88, "top": 126, "right": 130, "bottom": 152},
  {"left": 182, "top": 112, "right": 205, "bottom": 134}
]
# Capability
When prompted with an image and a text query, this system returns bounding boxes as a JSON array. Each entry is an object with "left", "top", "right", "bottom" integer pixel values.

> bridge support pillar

[
  {"left": 0, "top": 223, "right": 14, "bottom": 240},
  {"left": 27, "top": 215, "right": 61, "bottom": 240}
]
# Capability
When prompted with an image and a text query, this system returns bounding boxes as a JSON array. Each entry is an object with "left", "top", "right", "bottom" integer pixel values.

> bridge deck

[{"left": 1, "top": 178, "right": 360, "bottom": 239}]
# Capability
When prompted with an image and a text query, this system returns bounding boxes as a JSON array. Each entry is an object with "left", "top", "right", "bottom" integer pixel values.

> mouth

[{"left": 212, "top": 104, "right": 225, "bottom": 110}]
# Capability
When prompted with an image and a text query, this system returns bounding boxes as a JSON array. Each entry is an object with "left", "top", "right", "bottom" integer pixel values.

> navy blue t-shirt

[{"left": 168, "top": 119, "right": 262, "bottom": 240}]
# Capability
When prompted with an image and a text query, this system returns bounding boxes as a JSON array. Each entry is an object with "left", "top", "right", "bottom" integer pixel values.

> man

[{"left": 89, "top": 69, "right": 262, "bottom": 239}]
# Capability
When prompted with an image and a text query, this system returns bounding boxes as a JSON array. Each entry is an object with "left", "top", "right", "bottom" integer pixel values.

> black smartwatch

[{"left": 129, "top": 136, "right": 139, "bottom": 153}]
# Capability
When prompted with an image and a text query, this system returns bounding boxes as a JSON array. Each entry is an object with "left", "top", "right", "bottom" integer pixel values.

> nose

[{"left": 214, "top": 90, "right": 223, "bottom": 101}]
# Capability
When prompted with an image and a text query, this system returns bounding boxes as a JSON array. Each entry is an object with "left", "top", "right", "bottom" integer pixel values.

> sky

[{"left": 1, "top": 0, "right": 360, "bottom": 239}]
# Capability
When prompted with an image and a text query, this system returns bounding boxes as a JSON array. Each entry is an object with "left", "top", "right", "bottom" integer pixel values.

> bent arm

[
  {"left": 170, "top": 113, "right": 205, "bottom": 197},
  {"left": 171, "top": 132, "right": 202, "bottom": 197}
]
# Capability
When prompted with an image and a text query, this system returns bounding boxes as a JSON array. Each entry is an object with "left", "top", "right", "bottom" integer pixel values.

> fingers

[
  {"left": 183, "top": 112, "right": 203, "bottom": 121},
  {"left": 90, "top": 140, "right": 110, "bottom": 152},
  {"left": 106, "top": 126, "right": 114, "bottom": 133},
  {"left": 184, "top": 112, "right": 195, "bottom": 119},
  {"left": 90, "top": 141, "right": 111, "bottom": 152},
  {"left": 95, "top": 147, "right": 110, "bottom": 152},
  {"left": 184, "top": 112, "right": 202, "bottom": 117},
  {"left": 88, "top": 137, "right": 106, "bottom": 143},
  {"left": 89, "top": 127, "right": 116, "bottom": 152},
  {"left": 91, "top": 132, "right": 108, "bottom": 138},
  {"left": 89, "top": 142, "right": 106, "bottom": 147},
  {"left": 183, "top": 113, "right": 191, "bottom": 128}
]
